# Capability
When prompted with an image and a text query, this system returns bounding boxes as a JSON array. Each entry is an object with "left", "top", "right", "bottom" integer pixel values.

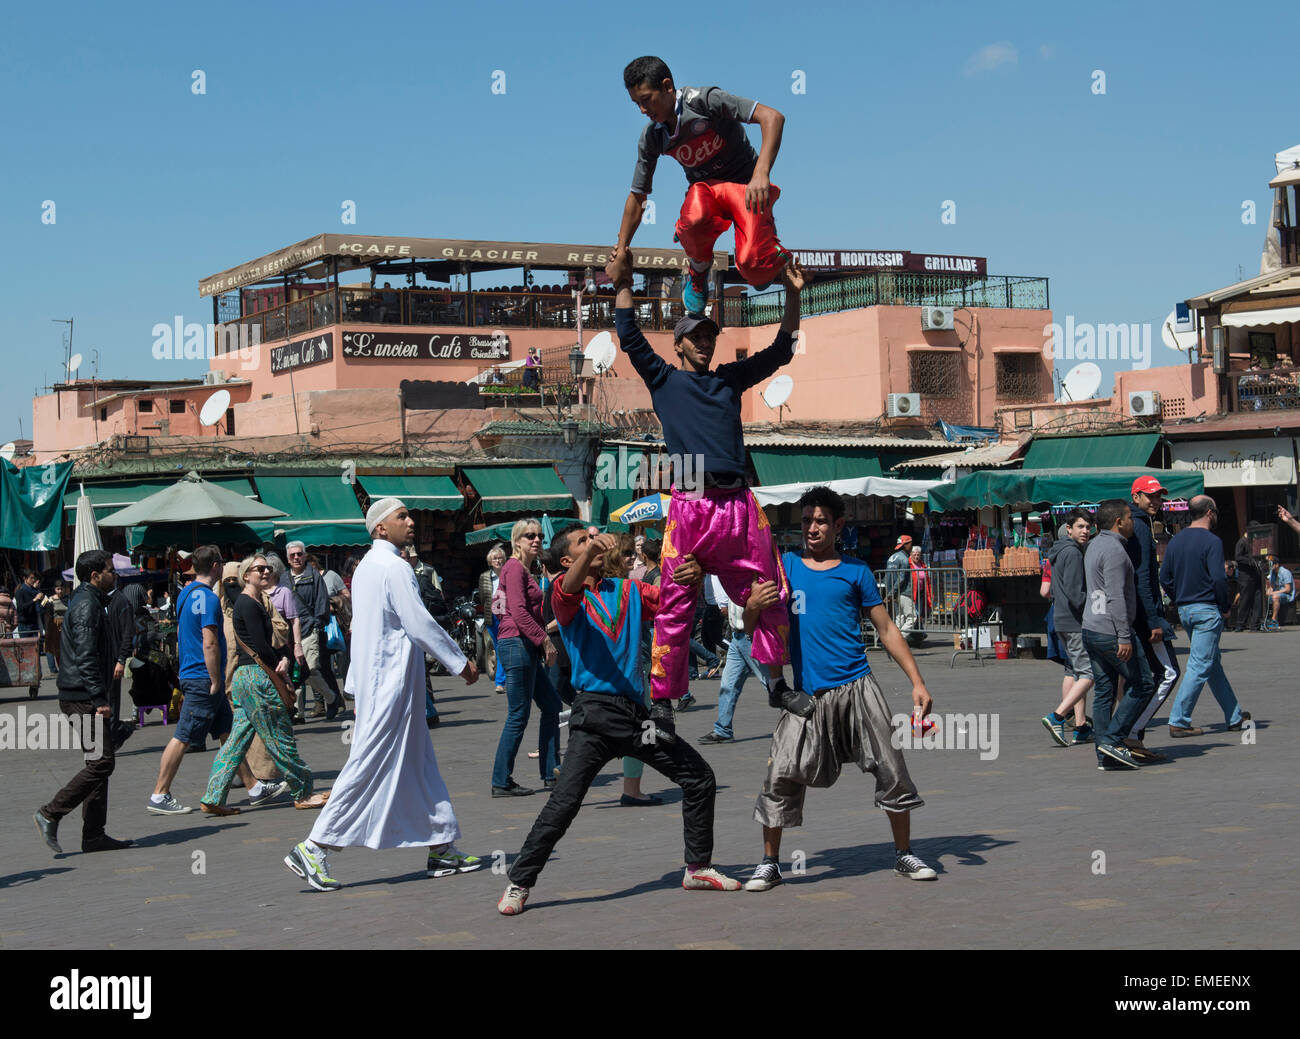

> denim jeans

[
  {"left": 712, "top": 630, "right": 768, "bottom": 738},
  {"left": 1169, "top": 603, "right": 1242, "bottom": 728},
  {"left": 493, "top": 636, "right": 561, "bottom": 788},
  {"left": 1082, "top": 630, "right": 1155, "bottom": 763},
  {"left": 688, "top": 638, "right": 718, "bottom": 678},
  {"left": 488, "top": 616, "right": 506, "bottom": 686}
]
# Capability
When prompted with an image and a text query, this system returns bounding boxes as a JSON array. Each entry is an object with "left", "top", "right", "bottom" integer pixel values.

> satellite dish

[
  {"left": 761, "top": 374, "right": 794, "bottom": 409},
  {"left": 67, "top": 353, "right": 83, "bottom": 374},
  {"left": 1161, "top": 309, "right": 1198, "bottom": 353},
  {"left": 0, "top": 442, "right": 15, "bottom": 462},
  {"left": 1061, "top": 362, "right": 1102, "bottom": 401},
  {"left": 584, "top": 331, "right": 617, "bottom": 374},
  {"left": 199, "top": 389, "right": 231, "bottom": 428}
]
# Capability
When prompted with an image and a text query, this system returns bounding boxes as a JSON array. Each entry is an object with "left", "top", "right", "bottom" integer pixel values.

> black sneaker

[
  {"left": 744, "top": 860, "right": 782, "bottom": 891},
  {"left": 675, "top": 692, "right": 696, "bottom": 712},
  {"left": 1097, "top": 759, "right": 1128, "bottom": 771},
  {"left": 1097, "top": 743, "right": 1141, "bottom": 770},
  {"left": 1227, "top": 711, "right": 1252, "bottom": 732},
  {"left": 698, "top": 731, "right": 734, "bottom": 744},
  {"left": 894, "top": 852, "right": 938, "bottom": 880},
  {"left": 491, "top": 781, "right": 536, "bottom": 798}
]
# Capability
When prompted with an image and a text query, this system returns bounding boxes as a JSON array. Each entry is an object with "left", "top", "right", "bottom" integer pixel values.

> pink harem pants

[{"left": 650, "top": 485, "right": 789, "bottom": 701}]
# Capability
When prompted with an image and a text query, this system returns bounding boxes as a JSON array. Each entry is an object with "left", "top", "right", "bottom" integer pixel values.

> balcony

[
  {"left": 1228, "top": 368, "right": 1300, "bottom": 411},
  {"left": 721, "top": 272, "right": 1050, "bottom": 327},
  {"left": 216, "top": 270, "right": 1052, "bottom": 349},
  {"left": 218, "top": 286, "right": 691, "bottom": 349}
]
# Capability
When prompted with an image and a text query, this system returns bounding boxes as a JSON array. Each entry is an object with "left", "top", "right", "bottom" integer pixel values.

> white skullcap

[{"left": 366, "top": 497, "right": 406, "bottom": 535}]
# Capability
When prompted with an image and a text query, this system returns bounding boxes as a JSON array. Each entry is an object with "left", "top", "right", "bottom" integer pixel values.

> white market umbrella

[
  {"left": 71, "top": 484, "right": 104, "bottom": 588},
  {"left": 96, "top": 471, "right": 287, "bottom": 527}
]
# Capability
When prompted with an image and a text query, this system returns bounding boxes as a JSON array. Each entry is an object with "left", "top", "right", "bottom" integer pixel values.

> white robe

[{"left": 309, "top": 539, "right": 468, "bottom": 849}]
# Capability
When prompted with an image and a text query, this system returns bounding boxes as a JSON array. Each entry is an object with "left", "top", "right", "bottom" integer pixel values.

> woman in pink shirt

[{"left": 491, "top": 517, "right": 562, "bottom": 796}]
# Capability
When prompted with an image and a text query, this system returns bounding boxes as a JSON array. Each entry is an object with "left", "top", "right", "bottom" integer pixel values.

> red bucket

[{"left": 993, "top": 639, "right": 1011, "bottom": 660}]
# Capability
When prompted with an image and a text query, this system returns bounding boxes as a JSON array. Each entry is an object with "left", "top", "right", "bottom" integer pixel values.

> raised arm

[
  {"left": 745, "top": 102, "right": 785, "bottom": 214},
  {"left": 614, "top": 191, "right": 648, "bottom": 260},
  {"left": 609, "top": 261, "right": 672, "bottom": 390},
  {"left": 727, "top": 260, "right": 806, "bottom": 389}
]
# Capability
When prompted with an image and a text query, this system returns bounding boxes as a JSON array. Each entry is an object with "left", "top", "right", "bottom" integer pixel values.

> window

[
  {"left": 99, "top": 407, "right": 107, "bottom": 421},
  {"left": 996, "top": 353, "right": 1040, "bottom": 401},
  {"left": 908, "top": 351, "right": 961, "bottom": 397},
  {"left": 170, "top": 399, "right": 186, "bottom": 414},
  {"left": 225, "top": 408, "right": 235, "bottom": 436},
  {"left": 1249, "top": 331, "right": 1277, "bottom": 368},
  {"left": 138, "top": 399, "right": 153, "bottom": 413}
]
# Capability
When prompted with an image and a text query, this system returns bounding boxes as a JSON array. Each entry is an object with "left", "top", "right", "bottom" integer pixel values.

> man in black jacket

[
  {"left": 1122, "top": 477, "right": 1178, "bottom": 763},
  {"left": 1232, "top": 532, "right": 1263, "bottom": 631},
  {"left": 283, "top": 542, "right": 344, "bottom": 720},
  {"left": 34, "top": 550, "right": 134, "bottom": 854},
  {"left": 407, "top": 546, "right": 449, "bottom": 729}
]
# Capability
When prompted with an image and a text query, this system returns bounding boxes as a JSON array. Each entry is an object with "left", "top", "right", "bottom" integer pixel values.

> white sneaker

[{"left": 682, "top": 865, "right": 741, "bottom": 891}]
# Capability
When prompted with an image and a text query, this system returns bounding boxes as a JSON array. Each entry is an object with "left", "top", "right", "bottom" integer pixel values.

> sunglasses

[
  {"left": 521, "top": 532, "right": 542, "bottom": 540},
  {"left": 249, "top": 565, "right": 272, "bottom": 573},
  {"left": 622, "top": 550, "right": 636, "bottom": 558}
]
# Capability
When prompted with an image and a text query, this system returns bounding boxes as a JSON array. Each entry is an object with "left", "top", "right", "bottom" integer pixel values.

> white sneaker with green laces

[
  {"left": 427, "top": 844, "right": 484, "bottom": 878},
  {"left": 284, "top": 841, "right": 342, "bottom": 891},
  {"left": 894, "top": 852, "right": 937, "bottom": 880}
]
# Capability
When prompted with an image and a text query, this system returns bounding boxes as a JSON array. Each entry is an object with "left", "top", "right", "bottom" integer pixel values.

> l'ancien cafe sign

[
  {"left": 788, "top": 250, "right": 987, "bottom": 276},
  {"left": 340, "top": 330, "right": 510, "bottom": 361},
  {"left": 1170, "top": 437, "right": 1298, "bottom": 487},
  {"left": 270, "top": 332, "right": 333, "bottom": 374}
]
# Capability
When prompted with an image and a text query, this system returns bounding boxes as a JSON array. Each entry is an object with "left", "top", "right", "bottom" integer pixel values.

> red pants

[{"left": 675, "top": 180, "right": 787, "bottom": 288}]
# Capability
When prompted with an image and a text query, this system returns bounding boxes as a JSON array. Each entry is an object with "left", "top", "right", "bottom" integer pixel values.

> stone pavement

[{"left": 1, "top": 632, "right": 1293, "bottom": 949}]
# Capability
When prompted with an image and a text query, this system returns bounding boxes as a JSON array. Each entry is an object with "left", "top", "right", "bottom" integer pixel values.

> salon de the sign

[{"left": 1170, "top": 437, "right": 1298, "bottom": 487}]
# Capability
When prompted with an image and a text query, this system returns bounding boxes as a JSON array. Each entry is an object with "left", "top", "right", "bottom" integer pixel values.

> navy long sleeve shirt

[
  {"left": 1159, "top": 526, "right": 1230, "bottom": 612},
  {"left": 614, "top": 307, "right": 794, "bottom": 480}
]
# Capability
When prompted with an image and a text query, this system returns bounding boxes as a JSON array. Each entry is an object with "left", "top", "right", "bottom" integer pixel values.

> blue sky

[{"left": 1, "top": 0, "right": 1291, "bottom": 448}]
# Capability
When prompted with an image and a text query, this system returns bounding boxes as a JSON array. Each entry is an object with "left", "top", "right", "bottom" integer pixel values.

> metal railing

[
  {"left": 216, "top": 286, "right": 691, "bottom": 349},
  {"left": 722, "top": 273, "right": 1051, "bottom": 327},
  {"left": 872, "top": 566, "right": 994, "bottom": 667},
  {"left": 1229, "top": 370, "right": 1300, "bottom": 411}
]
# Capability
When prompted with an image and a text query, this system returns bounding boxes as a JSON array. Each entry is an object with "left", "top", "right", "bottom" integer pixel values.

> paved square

[{"left": 2, "top": 633, "right": 1292, "bottom": 949}]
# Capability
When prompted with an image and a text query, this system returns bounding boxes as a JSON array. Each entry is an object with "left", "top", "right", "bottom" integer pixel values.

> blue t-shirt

[
  {"left": 1270, "top": 566, "right": 1294, "bottom": 602},
  {"left": 552, "top": 577, "right": 656, "bottom": 702},
  {"left": 783, "top": 552, "right": 883, "bottom": 693},
  {"left": 177, "top": 582, "right": 226, "bottom": 684}
]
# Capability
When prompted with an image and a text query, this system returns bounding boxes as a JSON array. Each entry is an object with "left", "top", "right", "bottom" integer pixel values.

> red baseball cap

[
  {"left": 1131, "top": 476, "right": 1168, "bottom": 496},
  {"left": 895, "top": 535, "right": 913, "bottom": 548}
]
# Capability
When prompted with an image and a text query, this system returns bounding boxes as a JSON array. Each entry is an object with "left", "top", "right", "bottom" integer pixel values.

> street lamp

[
  {"left": 562, "top": 418, "right": 579, "bottom": 446},
  {"left": 568, "top": 344, "right": 584, "bottom": 381}
]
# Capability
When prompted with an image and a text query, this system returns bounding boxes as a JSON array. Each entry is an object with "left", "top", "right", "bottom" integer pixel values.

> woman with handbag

[
  {"left": 200, "top": 554, "right": 328, "bottom": 813},
  {"left": 490, "top": 518, "right": 562, "bottom": 797}
]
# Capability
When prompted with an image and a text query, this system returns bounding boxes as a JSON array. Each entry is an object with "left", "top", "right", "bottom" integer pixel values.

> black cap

[{"left": 674, "top": 313, "right": 719, "bottom": 342}]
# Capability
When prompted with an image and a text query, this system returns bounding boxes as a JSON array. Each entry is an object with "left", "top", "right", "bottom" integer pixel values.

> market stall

[{"left": 925, "top": 468, "right": 1207, "bottom": 641}]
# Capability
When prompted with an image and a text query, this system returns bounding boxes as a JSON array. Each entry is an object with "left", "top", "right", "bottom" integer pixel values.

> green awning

[
  {"left": 1022, "top": 433, "right": 1160, "bottom": 471},
  {"left": 927, "top": 468, "right": 1204, "bottom": 512},
  {"left": 749, "top": 447, "right": 883, "bottom": 486},
  {"left": 357, "top": 474, "right": 463, "bottom": 512},
  {"left": 252, "top": 475, "right": 369, "bottom": 546},
  {"left": 65, "top": 477, "right": 258, "bottom": 518},
  {"left": 128, "top": 521, "right": 273, "bottom": 552},
  {"left": 462, "top": 464, "right": 573, "bottom": 514},
  {"left": 591, "top": 447, "right": 646, "bottom": 529}
]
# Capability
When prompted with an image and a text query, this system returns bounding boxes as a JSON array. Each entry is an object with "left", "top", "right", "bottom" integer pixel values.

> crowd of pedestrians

[{"left": 1041, "top": 479, "right": 1251, "bottom": 770}]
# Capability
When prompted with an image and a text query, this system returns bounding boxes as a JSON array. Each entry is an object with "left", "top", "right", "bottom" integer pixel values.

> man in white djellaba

[{"left": 283, "top": 498, "right": 482, "bottom": 891}]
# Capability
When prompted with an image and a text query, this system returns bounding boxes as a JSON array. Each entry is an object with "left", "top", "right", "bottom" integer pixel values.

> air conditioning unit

[
  {"left": 887, "top": 392, "right": 922, "bottom": 417},
  {"left": 203, "top": 370, "right": 226, "bottom": 386},
  {"left": 1128, "top": 390, "right": 1161, "bottom": 416},
  {"left": 920, "top": 306, "right": 954, "bottom": 331}
]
